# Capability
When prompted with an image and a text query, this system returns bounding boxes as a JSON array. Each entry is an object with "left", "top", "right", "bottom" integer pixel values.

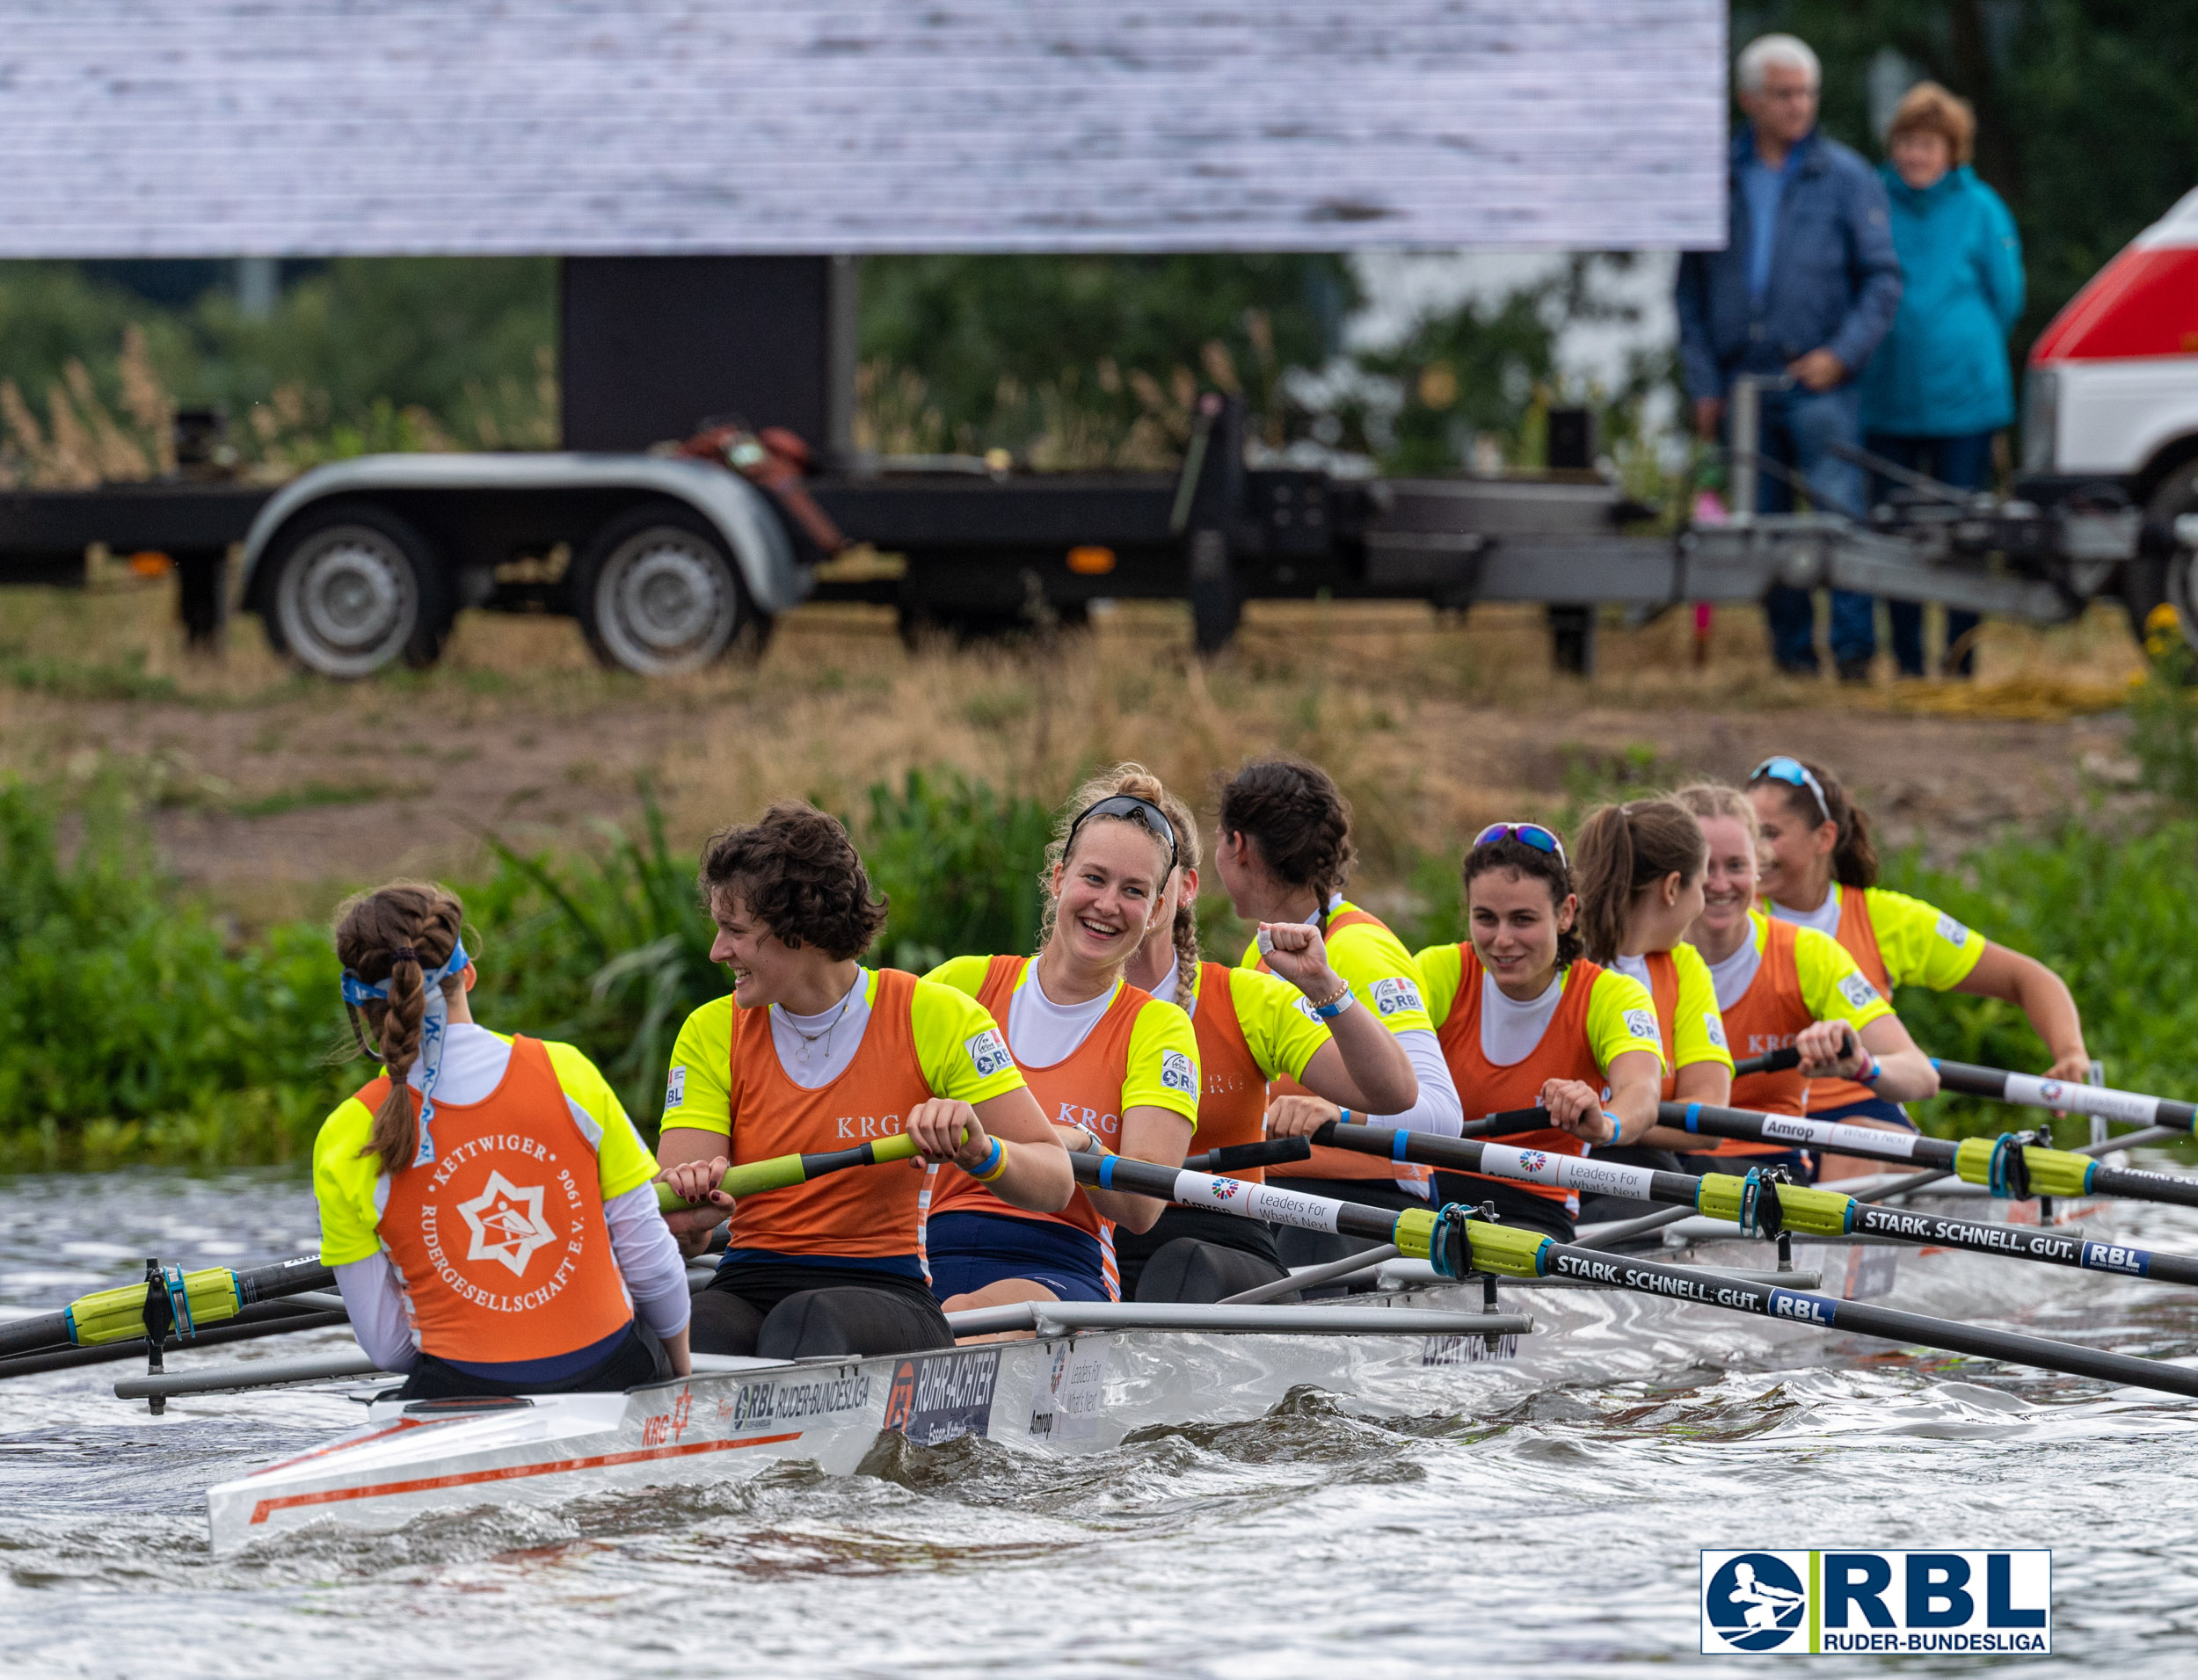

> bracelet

[
  {"left": 1858, "top": 1052, "right": 1884, "bottom": 1085},
  {"left": 1599, "top": 1111, "right": 1621, "bottom": 1145},
  {"left": 971, "top": 1138, "right": 1010, "bottom": 1182},
  {"left": 1307, "top": 979, "right": 1354, "bottom": 1020}
]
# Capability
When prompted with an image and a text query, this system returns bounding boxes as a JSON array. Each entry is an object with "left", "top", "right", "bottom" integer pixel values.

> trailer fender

[{"left": 237, "top": 453, "right": 810, "bottom": 615}]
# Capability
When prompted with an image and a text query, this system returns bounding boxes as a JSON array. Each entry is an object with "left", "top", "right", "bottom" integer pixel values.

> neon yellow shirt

[
  {"left": 314, "top": 1035, "right": 655, "bottom": 1268},
  {"left": 1236, "top": 900, "right": 1436, "bottom": 1039},
  {"left": 1761, "top": 913, "right": 1897, "bottom": 1032},
  {"left": 926, "top": 956, "right": 1201, "bottom": 1128},
  {"left": 1665, "top": 942, "right": 1734, "bottom": 1073},
  {"left": 659, "top": 968, "right": 1028, "bottom": 1138},
  {"left": 1414, "top": 946, "right": 1669, "bottom": 1073},
  {"left": 1862, "top": 887, "right": 1989, "bottom": 992},
  {"left": 1208, "top": 964, "right": 1333, "bottom": 1081}
]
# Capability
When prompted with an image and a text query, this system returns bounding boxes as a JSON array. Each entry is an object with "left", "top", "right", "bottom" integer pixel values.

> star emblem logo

[{"left": 455, "top": 1170, "right": 557, "bottom": 1277}]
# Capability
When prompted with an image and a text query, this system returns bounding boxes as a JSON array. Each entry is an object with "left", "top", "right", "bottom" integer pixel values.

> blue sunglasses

[
  {"left": 1750, "top": 756, "right": 1831, "bottom": 824},
  {"left": 1474, "top": 821, "right": 1568, "bottom": 867}
]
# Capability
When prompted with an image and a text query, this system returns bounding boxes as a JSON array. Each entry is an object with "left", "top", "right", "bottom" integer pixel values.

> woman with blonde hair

[
  {"left": 1114, "top": 774, "right": 1417, "bottom": 1301},
  {"left": 921, "top": 767, "right": 1203, "bottom": 1307},
  {"left": 316, "top": 881, "right": 695, "bottom": 1397}
]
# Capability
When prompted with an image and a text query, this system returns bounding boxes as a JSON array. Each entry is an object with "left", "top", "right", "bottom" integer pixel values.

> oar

[
  {"left": 1732, "top": 1047, "right": 1802, "bottom": 1078},
  {"left": 1184, "top": 1137, "right": 1313, "bottom": 1175},
  {"left": 1662, "top": 1100, "right": 2198, "bottom": 1211},
  {"left": 0, "top": 1254, "right": 336, "bottom": 1361},
  {"left": 1070, "top": 1151, "right": 2198, "bottom": 1400},
  {"left": 654, "top": 1131, "right": 946, "bottom": 1211},
  {"left": 1314, "top": 1120, "right": 2198, "bottom": 1289},
  {"left": 1455, "top": 1107, "right": 1555, "bottom": 1140},
  {"left": 1932, "top": 1058, "right": 2198, "bottom": 1134},
  {"left": 0, "top": 1305, "right": 352, "bottom": 1381}
]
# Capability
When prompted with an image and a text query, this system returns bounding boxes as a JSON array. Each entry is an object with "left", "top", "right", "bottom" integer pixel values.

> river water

[{"left": 4, "top": 1166, "right": 2198, "bottom": 1678}]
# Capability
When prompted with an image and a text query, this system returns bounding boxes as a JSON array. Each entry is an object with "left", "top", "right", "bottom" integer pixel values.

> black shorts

[
  {"left": 1115, "top": 1204, "right": 1290, "bottom": 1302},
  {"left": 694, "top": 1261, "right": 953, "bottom": 1361},
  {"left": 397, "top": 1320, "right": 666, "bottom": 1400}
]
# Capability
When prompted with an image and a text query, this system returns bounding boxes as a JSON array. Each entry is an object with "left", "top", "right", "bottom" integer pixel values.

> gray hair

[{"left": 1736, "top": 33, "right": 1821, "bottom": 94}]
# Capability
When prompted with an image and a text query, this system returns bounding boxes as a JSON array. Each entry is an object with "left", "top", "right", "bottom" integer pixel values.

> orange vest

[
  {"left": 1809, "top": 884, "right": 1891, "bottom": 1109},
  {"left": 366, "top": 1036, "right": 632, "bottom": 1366},
  {"left": 1433, "top": 952, "right": 1610, "bottom": 1211},
  {"left": 1641, "top": 949, "right": 1683, "bottom": 1102},
  {"left": 1713, "top": 917, "right": 1816, "bottom": 1151},
  {"left": 926, "top": 956, "right": 1143, "bottom": 1280},
  {"left": 1185, "top": 962, "right": 1270, "bottom": 1183},
  {"left": 724, "top": 966, "right": 935, "bottom": 1259},
  {"left": 1262, "top": 907, "right": 1434, "bottom": 1193}
]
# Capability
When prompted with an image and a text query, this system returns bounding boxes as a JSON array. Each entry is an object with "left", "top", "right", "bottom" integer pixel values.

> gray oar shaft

[
  {"left": 1934, "top": 1059, "right": 2198, "bottom": 1133},
  {"left": 1539, "top": 1243, "right": 2198, "bottom": 1400}
]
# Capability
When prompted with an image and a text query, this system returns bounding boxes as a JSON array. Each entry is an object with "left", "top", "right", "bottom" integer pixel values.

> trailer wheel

[
  {"left": 572, "top": 503, "right": 757, "bottom": 675},
  {"left": 2124, "top": 463, "right": 2198, "bottom": 667},
  {"left": 263, "top": 502, "right": 449, "bottom": 678}
]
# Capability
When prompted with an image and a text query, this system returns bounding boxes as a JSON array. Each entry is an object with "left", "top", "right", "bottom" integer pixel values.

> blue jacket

[
  {"left": 1676, "top": 127, "right": 1903, "bottom": 400},
  {"left": 1859, "top": 164, "right": 2024, "bottom": 437}
]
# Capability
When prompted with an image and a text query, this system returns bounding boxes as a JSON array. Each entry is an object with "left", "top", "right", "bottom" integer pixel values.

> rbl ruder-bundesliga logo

[{"left": 1700, "top": 1550, "right": 2050, "bottom": 1654}]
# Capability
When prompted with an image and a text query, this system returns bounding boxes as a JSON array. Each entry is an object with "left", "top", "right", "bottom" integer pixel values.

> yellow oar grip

[{"left": 653, "top": 1131, "right": 933, "bottom": 1211}]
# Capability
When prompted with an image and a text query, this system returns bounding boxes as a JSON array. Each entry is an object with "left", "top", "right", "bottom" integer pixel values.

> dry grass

[{"left": 0, "top": 578, "right": 2148, "bottom": 924}]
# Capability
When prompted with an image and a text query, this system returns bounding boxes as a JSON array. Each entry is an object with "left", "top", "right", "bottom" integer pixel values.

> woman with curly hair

[
  {"left": 315, "top": 881, "right": 695, "bottom": 1398},
  {"left": 657, "top": 803, "right": 1071, "bottom": 1358}
]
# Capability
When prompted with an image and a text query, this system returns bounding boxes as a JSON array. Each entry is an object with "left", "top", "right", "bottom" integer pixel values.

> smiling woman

[
  {"left": 654, "top": 803, "right": 1072, "bottom": 1359},
  {"left": 922, "top": 767, "right": 1203, "bottom": 1311}
]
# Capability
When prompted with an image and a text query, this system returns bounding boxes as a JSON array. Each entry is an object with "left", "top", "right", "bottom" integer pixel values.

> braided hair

[
  {"left": 1217, "top": 756, "right": 1356, "bottom": 906},
  {"left": 333, "top": 881, "right": 466, "bottom": 1172}
]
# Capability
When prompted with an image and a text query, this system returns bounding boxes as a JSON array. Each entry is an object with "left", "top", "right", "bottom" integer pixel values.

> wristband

[
  {"left": 1858, "top": 1052, "right": 1883, "bottom": 1086},
  {"left": 1310, "top": 983, "right": 1355, "bottom": 1021},
  {"left": 971, "top": 1138, "right": 1009, "bottom": 1182},
  {"left": 1599, "top": 1111, "right": 1621, "bottom": 1145}
]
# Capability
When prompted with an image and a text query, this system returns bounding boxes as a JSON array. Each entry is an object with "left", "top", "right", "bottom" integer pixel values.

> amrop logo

[{"left": 1701, "top": 1551, "right": 2051, "bottom": 1655}]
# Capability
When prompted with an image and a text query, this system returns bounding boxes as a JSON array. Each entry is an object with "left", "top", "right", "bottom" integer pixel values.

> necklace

[{"left": 779, "top": 989, "right": 855, "bottom": 1069}]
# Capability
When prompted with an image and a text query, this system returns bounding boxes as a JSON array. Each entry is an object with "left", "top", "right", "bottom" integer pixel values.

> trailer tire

[
  {"left": 261, "top": 501, "right": 450, "bottom": 679},
  {"left": 571, "top": 502, "right": 760, "bottom": 676},
  {"left": 2123, "top": 463, "right": 2198, "bottom": 669}
]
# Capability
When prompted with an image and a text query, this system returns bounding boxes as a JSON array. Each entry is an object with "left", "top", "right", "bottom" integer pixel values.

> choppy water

[{"left": 5, "top": 1167, "right": 2198, "bottom": 1677}]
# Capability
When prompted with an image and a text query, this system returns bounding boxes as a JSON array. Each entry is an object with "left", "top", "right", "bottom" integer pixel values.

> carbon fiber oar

[
  {"left": 654, "top": 1131, "right": 942, "bottom": 1211},
  {"left": 1932, "top": 1059, "right": 2198, "bottom": 1134},
  {"left": 1732, "top": 1047, "right": 1802, "bottom": 1078},
  {"left": 1314, "top": 1121, "right": 2198, "bottom": 1289},
  {"left": 0, "top": 1254, "right": 335, "bottom": 1360},
  {"left": 1455, "top": 1107, "right": 1555, "bottom": 1140},
  {"left": 1662, "top": 1100, "right": 2198, "bottom": 1211},
  {"left": 1072, "top": 1151, "right": 2198, "bottom": 1400}
]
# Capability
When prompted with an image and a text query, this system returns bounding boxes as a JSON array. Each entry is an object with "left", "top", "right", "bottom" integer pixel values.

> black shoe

[
  {"left": 1774, "top": 656, "right": 1819, "bottom": 677},
  {"left": 1836, "top": 655, "right": 1874, "bottom": 684}
]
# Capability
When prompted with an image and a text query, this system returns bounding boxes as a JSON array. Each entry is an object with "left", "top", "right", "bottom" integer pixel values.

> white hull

[{"left": 203, "top": 1196, "right": 2119, "bottom": 1553}]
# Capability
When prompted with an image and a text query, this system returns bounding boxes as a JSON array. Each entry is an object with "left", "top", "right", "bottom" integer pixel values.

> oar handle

[
  {"left": 1183, "top": 1136, "right": 1313, "bottom": 1174},
  {"left": 1731, "top": 1047, "right": 1802, "bottom": 1078},
  {"left": 654, "top": 1129, "right": 938, "bottom": 1211},
  {"left": 1454, "top": 1107, "right": 1555, "bottom": 1139}
]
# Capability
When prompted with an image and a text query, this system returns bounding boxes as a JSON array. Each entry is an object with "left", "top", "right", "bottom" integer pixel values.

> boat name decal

[{"left": 884, "top": 1348, "right": 1002, "bottom": 1447}]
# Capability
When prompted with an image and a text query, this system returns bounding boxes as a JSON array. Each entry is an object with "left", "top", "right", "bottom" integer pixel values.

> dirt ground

[{"left": 0, "top": 576, "right": 2147, "bottom": 924}]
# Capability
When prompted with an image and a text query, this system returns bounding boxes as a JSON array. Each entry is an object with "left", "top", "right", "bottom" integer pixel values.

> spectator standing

[
  {"left": 1677, "top": 34, "right": 1903, "bottom": 680},
  {"left": 1859, "top": 83, "right": 2024, "bottom": 680}
]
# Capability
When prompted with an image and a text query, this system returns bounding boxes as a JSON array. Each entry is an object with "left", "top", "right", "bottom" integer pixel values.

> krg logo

[{"left": 1703, "top": 1552, "right": 1809, "bottom": 1652}]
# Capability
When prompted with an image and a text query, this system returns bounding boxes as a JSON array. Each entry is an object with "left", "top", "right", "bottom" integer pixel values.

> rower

[
  {"left": 315, "top": 882, "right": 694, "bottom": 1398},
  {"left": 1570, "top": 796, "right": 1735, "bottom": 1222},
  {"left": 1213, "top": 756, "right": 1465, "bottom": 1266},
  {"left": 1748, "top": 754, "right": 2091, "bottom": 1129},
  {"left": 656, "top": 804, "right": 1072, "bottom": 1358},
  {"left": 924, "top": 767, "right": 1203, "bottom": 1308},
  {"left": 1113, "top": 780, "right": 1419, "bottom": 1302},
  {"left": 1676, "top": 783, "right": 1940, "bottom": 1179},
  {"left": 1403, "top": 822, "right": 1667, "bottom": 1242}
]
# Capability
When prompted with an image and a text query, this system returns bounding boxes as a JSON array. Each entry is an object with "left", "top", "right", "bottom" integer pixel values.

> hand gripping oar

[
  {"left": 1662, "top": 1100, "right": 2198, "bottom": 1211},
  {"left": 1068, "top": 1151, "right": 2198, "bottom": 1400},
  {"left": 654, "top": 1131, "right": 944, "bottom": 1211},
  {"left": 1732, "top": 1047, "right": 1803, "bottom": 1079},
  {"left": 0, "top": 1254, "right": 336, "bottom": 1361},
  {"left": 1313, "top": 1121, "right": 2198, "bottom": 1290},
  {"left": 1454, "top": 1107, "right": 1555, "bottom": 1140}
]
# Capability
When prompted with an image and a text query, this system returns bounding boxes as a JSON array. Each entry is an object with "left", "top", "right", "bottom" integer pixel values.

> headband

[{"left": 340, "top": 936, "right": 469, "bottom": 1169}]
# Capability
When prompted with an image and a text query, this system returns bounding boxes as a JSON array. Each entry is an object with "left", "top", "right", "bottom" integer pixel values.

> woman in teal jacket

[{"left": 1859, "top": 81, "right": 2024, "bottom": 679}]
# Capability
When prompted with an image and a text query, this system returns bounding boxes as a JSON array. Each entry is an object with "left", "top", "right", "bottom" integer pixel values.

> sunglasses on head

[
  {"left": 1750, "top": 755, "right": 1831, "bottom": 825},
  {"left": 1473, "top": 821, "right": 1568, "bottom": 868},
  {"left": 1066, "top": 793, "right": 1180, "bottom": 874}
]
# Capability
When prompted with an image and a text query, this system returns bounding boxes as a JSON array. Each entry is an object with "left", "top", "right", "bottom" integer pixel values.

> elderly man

[{"left": 1678, "top": 33, "right": 1902, "bottom": 680}]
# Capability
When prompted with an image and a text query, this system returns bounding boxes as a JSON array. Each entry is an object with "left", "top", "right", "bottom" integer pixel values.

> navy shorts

[
  {"left": 926, "top": 1211, "right": 1110, "bottom": 1303},
  {"left": 1809, "top": 1096, "right": 1917, "bottom": 1131}
]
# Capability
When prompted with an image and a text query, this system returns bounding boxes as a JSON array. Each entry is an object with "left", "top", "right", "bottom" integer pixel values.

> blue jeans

[
  {"left": 1744, "top": 382, "right": 1868, "bottom": 672},
  {"left": 1867, "top": 430, "right": 1996, "bottom": 677}
]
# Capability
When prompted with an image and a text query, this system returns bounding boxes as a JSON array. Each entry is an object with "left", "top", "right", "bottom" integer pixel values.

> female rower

[
  {"left": 316, "top": 882, "right": 695, "bottom": 1398},
  {"left": 924, "top": 768, "right": 1203, "bottom": 1307},
  {"left": 1568, "top": 797, "right": 1733, "bottom": 1221},
  {"left": 656, "top": 804, "right": 1072, "bottom": 1357},
  {"left": 1676, "top": 783, "right": 1939, "bottom": 1179},
  {"left": 1115, "top": 777, "right": 1418, "bottom": 1301},
  {"left": 1213, "top": 760, "right": 1464, "bottom": 1267},
  {"left": 1406, "top": 822, "right": 1667, "bottom": 1241},
  {"left": 1748, "top": 755, "right": 2089, "bottom": 1104}
]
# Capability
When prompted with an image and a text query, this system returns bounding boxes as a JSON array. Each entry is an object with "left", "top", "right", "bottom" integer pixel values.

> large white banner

[{"left": 0, "top": 2, "right": 1725, "bottom": 255}]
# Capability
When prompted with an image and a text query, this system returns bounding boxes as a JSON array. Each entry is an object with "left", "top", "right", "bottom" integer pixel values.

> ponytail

[
  {"left": 334, "top": 881, "right": 466, "bottom": 1173},
  {"left": 1754, "top": 758, "right": 1880, "bottom": 889},
  {"left": 1572, "top": 798, "right": 1708, "bottom": 964}
]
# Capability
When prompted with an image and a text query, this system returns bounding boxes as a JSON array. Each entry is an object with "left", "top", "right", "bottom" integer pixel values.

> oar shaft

[
  {"left": 1314, "top": 1120, "right": 1703, "bottom": 1206},
  {"left": 1455, "top": 1107, "right": 1555, "bottom": 1140},
  {"left": 0, "top": 1254, "right": 338, "bottom": 1358},
  {"left": 654, "top": 1131, "right": 924, "bottom": 1212},
  {"left": 1933, "top": 1059, "right": 2198, "bottom": 1133},
  {"left": 1661, "top": 1099, "right": 1960, "bottom": 1170}
]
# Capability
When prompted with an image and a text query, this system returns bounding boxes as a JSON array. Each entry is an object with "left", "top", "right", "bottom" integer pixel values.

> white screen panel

[{"left": 0, "top": 2, "right": 1726, "bottom": 256}]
